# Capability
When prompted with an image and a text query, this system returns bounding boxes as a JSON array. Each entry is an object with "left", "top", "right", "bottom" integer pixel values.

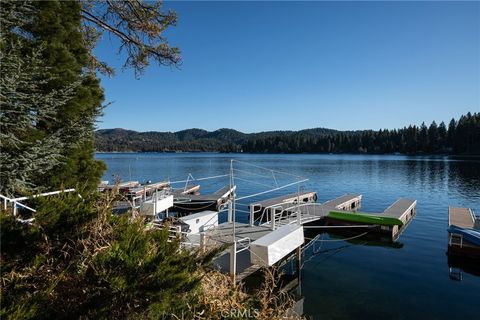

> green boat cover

[{"left": 327, "top": 210, "right": 404, "bottom": 226}]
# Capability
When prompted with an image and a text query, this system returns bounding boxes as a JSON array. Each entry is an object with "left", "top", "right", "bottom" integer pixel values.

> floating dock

[
  {"left": 173, "top": 185, "right": 236, "bottom": 213},
  {"left": 250, "top": 191, "right": 318, "bottom": 209},
  {"left": 449, "top": 207, "right": 476, "bottom": 229},
  {"left": 248, "top": 191, "right": 317, "bottom": 223},
  {"left": 323, "top": 193, "right": 362, "bottom": 211},
  {"left": 448, "top": 207, "right": 480, "bottom": 257},
  {"left": 171, "top": 184, "right": 200, "bottom": 196},
  {"left": 324, "top": 198, "right": 416, "bottom": 241},
  {"left": 161, "top": 189, "right": 417, "bottom": 283},
  {"left": 126, "top": 181, "right": 170, "bottom": 198},
  {"left": 99, "top": 180, "right": 140, "bottom": 192},
  {"left": 196, "top": 193, "right": 371, "bottom": 282},
  {"left": 382, "top": 198, "right": 417, "bottom": 240}
]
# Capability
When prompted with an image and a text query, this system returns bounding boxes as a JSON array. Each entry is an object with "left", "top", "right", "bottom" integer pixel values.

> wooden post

[
  {"left": 200, "top": 232, "right": 206, "bottom": 253},
  {"left": 296, "top": 246, "right": 302, "bottom": 276}
]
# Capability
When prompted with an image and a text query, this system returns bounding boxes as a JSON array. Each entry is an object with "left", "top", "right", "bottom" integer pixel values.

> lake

[{"left": 96, "top": 153, "right": 480, "bottom": 319}]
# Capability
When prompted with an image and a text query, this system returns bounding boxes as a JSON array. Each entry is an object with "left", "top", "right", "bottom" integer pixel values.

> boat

[
  {"left": 447, "top": 225, "right": 480, "bottom": 247},
  {"left": 327, "top": 210, "right": 404, "bottom": 226}
]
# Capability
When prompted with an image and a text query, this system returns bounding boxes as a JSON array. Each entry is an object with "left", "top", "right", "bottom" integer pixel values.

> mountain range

[
  {"left": 95, "top": 113, "right": 480, "bottom": 155},
  {"left": 94, "top": 127, "right": 340, "bottom": 152}
]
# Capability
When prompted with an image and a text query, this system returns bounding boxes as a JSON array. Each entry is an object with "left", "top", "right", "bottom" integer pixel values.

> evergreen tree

[
  {"left": 418, "top": 122, "right": 428, "bottom": 153},
  {"left": 447, "top": 118, "right": 456, "bottom": 151},
  {"left": 0, "top": 1, "right": 96, "bottom": 196},
  {"left": 438, "top": 121, "right": 447, "bottom": 153},
  {"left": 25, "top": 0, "right": 106, "bottom": 193},
  {"left": 428, "top": 121, "right": 439, "bottom": 153}
]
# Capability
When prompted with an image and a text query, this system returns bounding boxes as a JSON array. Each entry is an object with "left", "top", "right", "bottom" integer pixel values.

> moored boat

[{"left": 327, "top": 210, "right": 404, "bottom": 226}]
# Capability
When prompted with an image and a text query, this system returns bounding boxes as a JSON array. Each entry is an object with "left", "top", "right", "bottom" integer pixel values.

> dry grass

[{"left": 190, "top": 267, "right": 304, "bottom": 320}]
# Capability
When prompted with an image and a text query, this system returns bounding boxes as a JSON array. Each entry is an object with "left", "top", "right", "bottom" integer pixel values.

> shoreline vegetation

[
  {"left": 95, "top": 112, "right": 480, "bottom": 156},
  {"left": 1, "top": 189, "right": 302, "bottom": 319}
]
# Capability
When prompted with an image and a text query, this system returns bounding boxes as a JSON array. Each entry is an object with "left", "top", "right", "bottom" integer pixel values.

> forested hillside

[{"left": 95, "top": 112, "right": 480, "bottom": 155}]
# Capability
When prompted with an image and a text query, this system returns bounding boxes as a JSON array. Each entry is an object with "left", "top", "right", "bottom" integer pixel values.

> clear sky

[{"left": 95, "top": 1, "right": 479, "bottom": 133}]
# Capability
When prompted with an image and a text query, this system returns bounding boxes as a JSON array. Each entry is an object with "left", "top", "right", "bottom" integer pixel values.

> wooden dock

[
  {"left": 248, "top": 191, "right": 317, "bottom": 223},
  {"left": 249, "top": 194, "right": 362, "bottom": 227},
  {"left": 448, "top": 207, "right": 475, "bottom": 228},
  {"left": 126, "top": 181, "right": 170, "bottom": 197},
  {"left": 100, "top": 180, "right": 140, "bottom": 192},
  {"left": 206, "top": 193, "right": 366, "bottom": 281},
  {"left": 174, "top": 192, "right": 417, "bottom": 283},
  {"left": 250, "top": 191, "right": 317, "bottom": 209},
  {"left": 321, "top": 198, "right": 416, "bottom": 241},
  {"left": 382, "top": 198, "right": 416, "bottom": 240},
  {"left": 322, "top": 194, "right": 362, "bottom": 211},
  {"left": 173, "top": 185, "right": 236, "bottom": 213},
  {"left": 171, "top": 184, "right": 200, "bottom": 196},
  {"left": 448, "top": 207, "right": 480, "bottom": 257}
]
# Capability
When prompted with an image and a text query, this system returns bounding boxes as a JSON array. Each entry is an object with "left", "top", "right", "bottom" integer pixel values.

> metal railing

[
  {"left": 0, "top": 194, "right": 37, "bottom": 216},
  {"left": 235, "top": 237, "right": 251, "bottom": 254},
  {"left": 251, "top": 202, "right": 328, "bottom": 230},
  {"left": 1, "top": 189, "right": 78, "bottom": 218}
]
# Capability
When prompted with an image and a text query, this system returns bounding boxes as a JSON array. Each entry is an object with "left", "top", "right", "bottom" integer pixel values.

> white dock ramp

[
  {"left": 141, "top": 194, "right": 173, "bottom": 216},
  {"left": 179, "top": 210, "right": 218, "bottom": 233}
]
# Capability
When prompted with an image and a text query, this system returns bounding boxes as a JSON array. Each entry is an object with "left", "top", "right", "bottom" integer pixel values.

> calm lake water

[{"left": 96, "top": 153, "right": 480, "bottom": 319}]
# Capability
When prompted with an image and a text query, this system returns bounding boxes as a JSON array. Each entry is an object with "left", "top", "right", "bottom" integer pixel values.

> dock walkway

[
  {"left": 382, "top": 198, "right": 417, "bottom": 240},
  {"left": 250, "top": 191, "right": 317, "bottom": 209},
  {"left": 449, "top": 207, "right": 475, "bottom": 228}
]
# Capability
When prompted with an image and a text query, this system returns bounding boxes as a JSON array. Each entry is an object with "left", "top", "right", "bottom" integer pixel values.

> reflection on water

[
  {"left": 97, "top": 153, "right": 480, "bottom": 319},
  {"left": 447, "top": 255, "right": 480, "bottom": 281}
]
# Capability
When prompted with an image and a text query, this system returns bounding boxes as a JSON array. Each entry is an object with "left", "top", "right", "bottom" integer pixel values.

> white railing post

[
  {"left": 249, "top": 205, "right": 255, "bottom": 226},
  {"left": 271, "top": 209, "right": 276, "bottom": 230},
  {"left": 227, "top": 200, "right": 233, "bottom": 223},
  {"left": 230, "top": 241, "right": 237, "bottom": 282},
  {"left": 153, "top": 191, "right": 157, "bottom": 215},
  {"left": 13, "top": 201, "right": 17, "bottom": 217}
]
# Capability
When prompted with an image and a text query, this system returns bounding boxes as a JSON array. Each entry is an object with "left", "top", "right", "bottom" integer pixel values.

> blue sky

[{"left": 95, "top": 1, "right": 479, "bottom": 133}]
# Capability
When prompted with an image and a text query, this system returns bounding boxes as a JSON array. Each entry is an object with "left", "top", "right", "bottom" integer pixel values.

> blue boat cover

[{"left": 448, "top": 225, "right": 480, "bottom": 246}]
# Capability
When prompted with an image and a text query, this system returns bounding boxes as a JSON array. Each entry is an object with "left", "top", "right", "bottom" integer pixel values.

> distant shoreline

[{"left": 94, "top": 151, "right": 480, "bottom": 159}]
